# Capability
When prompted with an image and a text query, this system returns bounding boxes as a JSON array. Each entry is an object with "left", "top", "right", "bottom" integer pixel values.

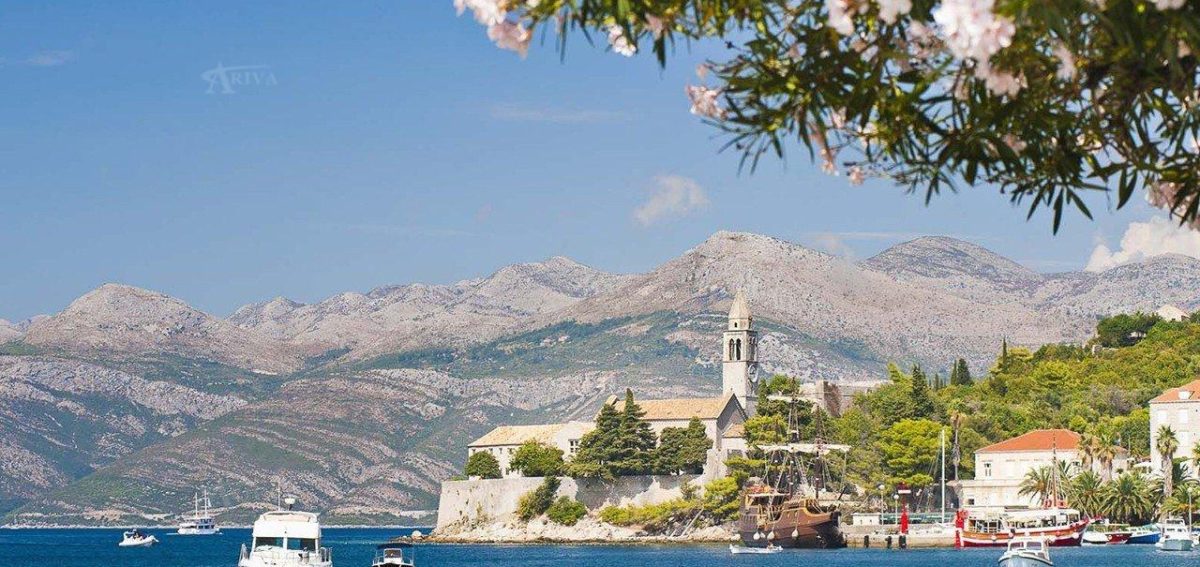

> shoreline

[{"left": 0, "top": 524, "right": 433, "bottom": 530}]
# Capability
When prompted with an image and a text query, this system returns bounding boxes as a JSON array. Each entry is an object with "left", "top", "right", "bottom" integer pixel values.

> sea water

[{"left": 0, "top": 527, "right": 1195, "bottom": 566}]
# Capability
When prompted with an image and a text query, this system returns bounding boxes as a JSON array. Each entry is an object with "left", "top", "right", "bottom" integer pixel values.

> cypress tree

[
  {"left": 908, "top": 364, "right": 936, "bottom": 418},
  {"left": 613, "top": 389, "right": 657, "bottom": 475},
  {"left": 951, "top": 358, "right": 973, "bottom": 386}
]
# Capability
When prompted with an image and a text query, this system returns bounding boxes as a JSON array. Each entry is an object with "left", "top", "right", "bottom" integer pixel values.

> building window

[
  {"left": 983, "top": 462, "right": 992, "bottom": 478},
  {"left": 569, "top": 439, "right": 580, "bottom": 455}
]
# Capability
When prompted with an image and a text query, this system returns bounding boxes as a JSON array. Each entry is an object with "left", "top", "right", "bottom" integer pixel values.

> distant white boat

[
  {"left": 238, "top": 498, "right": 332, "bottom": 567},
  {"left": 372, "top": 542, "right": 415, "bottom": 567},
  {"left": 118, "top": 530, "right": 158, "bottom": 547},
  {"left": 729, "top": 544, "right": 782, "bottom": 554},
  {"left": 998, "top": 536, "right": 1053, "bottom": 567},
  {"left": 177, "top": 489, "right": 220, "bottom": 535}
]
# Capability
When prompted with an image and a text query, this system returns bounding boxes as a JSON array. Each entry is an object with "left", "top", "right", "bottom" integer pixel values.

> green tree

[
  {"left": 517, "top": 476, "right": 561, "bottom": 521},
  {"left": 702, "top": 476, "right": 741, "bottom": 521},
  {"left": 455, "top": 0, "right": 1200, "bottom": 232},
  {"left": 465, "top": 451, "right": 502, "bottom": 479},
  {"left": 950, "top": 358, "right": 973, "bottom": 387},
  {"left": 1158, "top": 425, "right": 1180, "bottom": 518},
  {"left": 1069, "top": 470, "right": 1104, "bottom": 518},
  {"left": 546, "top": 496, "right": 588, "bottom": 526},
  {"left": 1096, "top": 313, "right": 1163, "bottom": 348},
  {"left": 612, "top": 389, "right": 658, "bottom": 475},
  {"left": 510, "top": 440, "right": 566, "bottom": 477},
  {"left": 654, "top": 417, "right": 713, "bottom": 474},
  {"left": 569, "top": 399, "right": 623, "bottom": 478},
  {"left": 908, "top": 365, "right": 937, "bottom": 420},
  {"left": 1101, "top": 472, "right": 1155, "bottom": 525},
  {"left": 876, "top": 418, "right": 942, "bottom": 489},
  {"left": 1019, "top": 465, "right": 1068, "bottom": 507}
]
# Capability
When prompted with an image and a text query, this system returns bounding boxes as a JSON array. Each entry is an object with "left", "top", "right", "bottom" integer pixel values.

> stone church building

[{"left": 467, "top": 291, "right": 774, "bottom": 479}]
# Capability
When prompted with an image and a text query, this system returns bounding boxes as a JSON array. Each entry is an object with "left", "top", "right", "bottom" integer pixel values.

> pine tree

[
  {"left": 949, "top": 358, "right": 973, "bottom": 386},
  {"left": 612, "top": 389, "right": 657, "bottom": 475},
  {"left": 908, "top": 364, "right": 936, "bottom": 419}
]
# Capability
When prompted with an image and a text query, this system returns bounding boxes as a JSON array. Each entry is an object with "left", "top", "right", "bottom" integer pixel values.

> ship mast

[{"left": 940, "top": 427, "right": 946, "bottom": 522}]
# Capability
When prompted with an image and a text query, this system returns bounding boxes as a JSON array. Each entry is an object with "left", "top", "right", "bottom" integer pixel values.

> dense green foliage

[
  {"left": 517, "top": 476, "right": 561, "bottom": 522},
  {"left": 569, "top": 389, "right": 669, "bottom": 478},
  {"left": 654, "top": 418, "right": 713, "bottom": 475},
  {"left": 597, "top": 477, "right": 740, "bottom": 531},
  {"left": 465, "top": 451, "right": 502, "bottom": 479},
  {"left": 1096, "top": 313, "right": 1163, "bottom": 348},
  {"left": 546, "top": 496, "right": 588, "bottom": 526},
  {"left": 828, "top": 317, "right": 1200, "bottom": 506},
  {"left": 949, "top": 358, "right": 973, "bottom": 387},
  {"left": 510, "top": 441, "right": 565, "bottom": 477}
]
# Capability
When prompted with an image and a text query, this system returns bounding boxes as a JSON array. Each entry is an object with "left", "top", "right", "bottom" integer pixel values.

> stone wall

[{"left": 435, "top": 475, "right": 699, "bottom": 533}]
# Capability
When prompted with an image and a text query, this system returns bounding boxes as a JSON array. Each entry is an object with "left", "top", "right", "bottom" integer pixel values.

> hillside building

[
  {"left": 603, "top": 392, "right": 746, "bottom": 477},
  {"left": 960, "top": 429, "right": 1130, "bottom": 508},
  {"left": 467, "top": 421, "right": 594, "bottom": 478},
  {"left": 1150, "top": 379, "right": 1200, "bottom": 477}
]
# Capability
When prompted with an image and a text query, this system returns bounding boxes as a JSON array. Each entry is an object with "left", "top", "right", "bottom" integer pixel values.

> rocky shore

[{"left": 429, "top": 517, "right": 736, "bottom": 544}]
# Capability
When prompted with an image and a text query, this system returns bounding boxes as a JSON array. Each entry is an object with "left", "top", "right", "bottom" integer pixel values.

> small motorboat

[
  {"left": 1126, "top": 524, "right": 1160, "bottom": 544},
  {"left": 1082, "top": 523, "right": 1131, "bottom": 545},
  {"left": 998, "top": 536, "right": 1053, "bottom": 567},
  {"left": 118, "top": 530, "right": 158, "bottom": 547},
  {"left": 730, "top": 544, "right": 782, "bottom": 554},
  {"left": 372, "top": 542, "right": 415, "bottom": 566}
]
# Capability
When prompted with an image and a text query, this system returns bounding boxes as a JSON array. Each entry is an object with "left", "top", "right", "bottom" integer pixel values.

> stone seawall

[{"left": 435, "top": 475, "right": 699, "bottom": 534}]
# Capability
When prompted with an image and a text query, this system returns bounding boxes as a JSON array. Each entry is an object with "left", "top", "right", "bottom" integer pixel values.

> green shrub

[
  {"left": 465, "top": 451, "right": 501, "bottom": 479},
  {"left": 701, "top": 477, "right": 741, "bottom": 521},
  {"left": 546, "top": 496, "right": 587, "bottom": 526},
  {"left": 517, "top": 476, "right": 560, "bottom": 521},
  {"left": 596, "top": 498, "right": 697, "bottom": 531}
]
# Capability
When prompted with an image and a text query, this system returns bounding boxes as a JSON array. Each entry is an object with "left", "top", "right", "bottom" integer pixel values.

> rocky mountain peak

[
  {"left": 0, "top": 319, "right": 20, "bottom": 343},
  {"left": 864, "top": 236, "right": 1041, "bottom": 286}
]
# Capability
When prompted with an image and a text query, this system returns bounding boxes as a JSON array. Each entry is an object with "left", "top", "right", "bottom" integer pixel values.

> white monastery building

[
  {"left": 1150, "top": 378, "right": 1200, "bottom": 476},
  {"left": 960, "top": 428, "right": 1129, "bottom": 508},
  {"left": 467, "top": 421, "right": 594, "bottom": 478}
]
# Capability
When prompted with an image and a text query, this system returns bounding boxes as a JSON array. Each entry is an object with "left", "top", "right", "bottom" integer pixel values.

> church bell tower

[{"left": 722, "top": 290, "right": 759, "bottom": 415}]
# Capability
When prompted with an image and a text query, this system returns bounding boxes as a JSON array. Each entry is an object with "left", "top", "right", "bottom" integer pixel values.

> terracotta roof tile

[
  {"left": 468, "top": 422, "right": 592, "bottom": 447},
  {"left": 977, "top": 429, "right": 1080, "bottom": 453},
  {"left": 605, "top": 394, "right": 740, "bottom": 421},
  {"left": 1151, "top": 379, "right": 1200, "bottom": 404}
]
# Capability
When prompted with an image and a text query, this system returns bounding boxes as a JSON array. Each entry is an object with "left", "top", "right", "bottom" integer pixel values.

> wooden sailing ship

[{"left": 736, "top": 393, "right": 848, "bottom": 549}]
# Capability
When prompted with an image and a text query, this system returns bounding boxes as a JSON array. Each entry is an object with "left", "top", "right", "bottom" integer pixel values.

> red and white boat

[{"left": 955, "top": 507, "right": 1091, "bottom": 547}]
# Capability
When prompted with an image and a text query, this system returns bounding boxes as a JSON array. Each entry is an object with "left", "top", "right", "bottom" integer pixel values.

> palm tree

[
  {"left": 1069, "top": 469, "right": 1104, "bottom": 517},
  {"left": 1101, "top": 471, "right": 1155, "bottom": 525},
  {"left": 1097, "top": 432, "right": 1118, "bottom": 482},
  {"left": 1079, "top": 432, "right": 1100, "bottom": 472},
  {"left": 1020, "top": 464, "right": 1069, "bottom": 507},
  {"left": 1157, "top": 425, "right": 1180, "bottom": 518},
  {"left": 1190, "top": 441, "right": 1200, "bottom": 475}
]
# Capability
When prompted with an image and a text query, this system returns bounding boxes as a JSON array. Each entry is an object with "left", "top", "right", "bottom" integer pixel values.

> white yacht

[
  {"left": 998, "top": 536, "right": 1053, "bottom": 567},
  {"left": 238, "top": 500, "right": 332, "bottom": 567},
  {"left": 1156, "top": 518, "right": 1193, "bottom": 551},
  {"left": 177, "top": 489, "right": 220, "bottom": 535}
]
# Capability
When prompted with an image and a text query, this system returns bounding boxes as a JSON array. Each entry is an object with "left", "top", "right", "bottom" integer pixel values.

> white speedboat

[
  {"left": 729, "top": 544, "right": 782, "bottom": 554},
  {"left": 372, "top": 542, "right": 415, "bottom": 566},
  {"left": 177, "top": 489, "right": 220, "bottom": 535},
  {"left": 238, "top": 502, "right": 331, "bottom": 567},
  {"left": 1156, "top": 518, "right": 1193, "bottom": 551},
  {"left": 118, "top": 530, "right": 158, "bottom": 547},
  {"left": 998, "top": 537, "right": 1053, "bottom": 567}
]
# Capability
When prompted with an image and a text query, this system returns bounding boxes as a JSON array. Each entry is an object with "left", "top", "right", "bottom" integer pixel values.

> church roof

[
  {"left": 604, "top": 392, "right": 742, "bottom": 421},
  {"left": 468, "top": 421, "right": 592, "bottom": 448},
  {"left": 729, "top": 290, "right": 752, "bottom": 321},
  {"left": 723, "top": 422, "right": 745, "bottom": 439}
]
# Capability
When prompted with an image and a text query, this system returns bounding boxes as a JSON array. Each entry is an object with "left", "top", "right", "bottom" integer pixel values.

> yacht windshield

[
  {"left": 286, "top": 538, "right": 318, "bottom": 551},
  {"left": 254, "top": 537, "right": 284, "bottom": 548}
]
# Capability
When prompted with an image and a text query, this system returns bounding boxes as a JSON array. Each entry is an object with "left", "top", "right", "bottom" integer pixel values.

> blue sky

[{"left": 0, "top": 2, "right": 1172, "bottom": 321}]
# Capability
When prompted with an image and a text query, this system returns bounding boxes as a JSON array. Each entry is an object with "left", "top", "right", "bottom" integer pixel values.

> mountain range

[{"left": 1, "top": 231, "right": 1197, "bottom": 525}]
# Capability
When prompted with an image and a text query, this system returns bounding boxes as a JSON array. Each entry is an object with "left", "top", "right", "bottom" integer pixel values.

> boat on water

[
  {"left": 177, "top": 489, "right": 220, "bottom": 535},
  {"left": 1082, "top": 522, "right": 1131, "bottom": 545},
  {"left": 1125, "top": 524, "right": 1160, "bottom": 544},
  {"left": 118, "top": 529, "right": 158, "bottom": 547},
  {"left": 238, "top": 498, "right": 332, "bottom": 567},
  {"left": 735, "top": 392, "right": 848, "bottom": 549},
  {"left": 372, "top": 542, "right": 415, "bottom": 566},
  {"left": 997, "top": 536, "right": 1054, "bottom": 567},
  {"left": 957, "top": 507, "right": 1090, "bottom": 547},
  {"left": 1155, "top": 518, "right": 1193, "bottom": 551},
  {"left": 729, "top": 543, "right": 782, "bottom": 554}
]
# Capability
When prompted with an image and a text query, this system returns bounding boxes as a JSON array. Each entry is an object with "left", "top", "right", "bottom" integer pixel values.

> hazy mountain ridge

[{"left": 4, "top": 231, "right": 1200, "bottom": 525}]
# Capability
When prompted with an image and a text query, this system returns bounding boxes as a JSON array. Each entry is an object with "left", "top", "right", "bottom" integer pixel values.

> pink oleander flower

[
  {"left": 933, "top": 0, "right": 1015, "bottom": 63},
  {"left": 877, "top": 0, "right": 913, "bottom": 24},
  {"left": 487, "top": 21, "right": 531, "bottom": 57},
  {"left": 454, "top": 0, "right": 506, "bottom": 26},
  {"left": 686, "top": 85, "right": 725, "bottom": 119},
  {"left": 645, "top": 14, "right": 665, "bottom": 39},
  {"left": 826, "top": 0, "right": 856, "bottom": 36},
  {"left": 1003, "top": 133, "right": 1026, "bottom": 153},
  {"left": 696, "top": 64, "right": 709, "bottom": 80},
  {"left": 1155, "top": 0, "right": 1185, "bottom": 9},
  {"left": 607, "top": 25, "right": 636, "bottom": 57},
  {"left": 848, "top": 166, "right": 865, "bottom": 185},
  {"left": 975, "top": 63, "right": 1024, "bottom": 97},
  {"left": 1053, "top": 42, "right": 1077, "bottom": 81}
]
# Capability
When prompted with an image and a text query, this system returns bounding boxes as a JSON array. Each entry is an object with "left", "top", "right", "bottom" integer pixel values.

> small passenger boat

[
  {"left": 118, "top": 529, "right": 158, "bottom": 547},
  {"left": 998, "top": 536, "right": 1053, "bottom": 567},
  {"left": 729, "top": 544, "right": 782, "bottom": 554},
  {"left": 372, "top": 542, "right": 415, "bottom": 566}
]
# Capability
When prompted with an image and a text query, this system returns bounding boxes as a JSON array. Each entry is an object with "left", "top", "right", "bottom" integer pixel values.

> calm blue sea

[{"left": 1, "top": 528, "right": 1197, "bottom": 566}]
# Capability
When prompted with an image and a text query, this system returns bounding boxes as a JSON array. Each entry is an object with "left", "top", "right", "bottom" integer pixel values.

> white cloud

[
  {"left": 632, "top": 175, "right": 710, "bottom": 227},
  {"left": 1085, "top": 216, "right": 1200, "bottom": 272}
]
